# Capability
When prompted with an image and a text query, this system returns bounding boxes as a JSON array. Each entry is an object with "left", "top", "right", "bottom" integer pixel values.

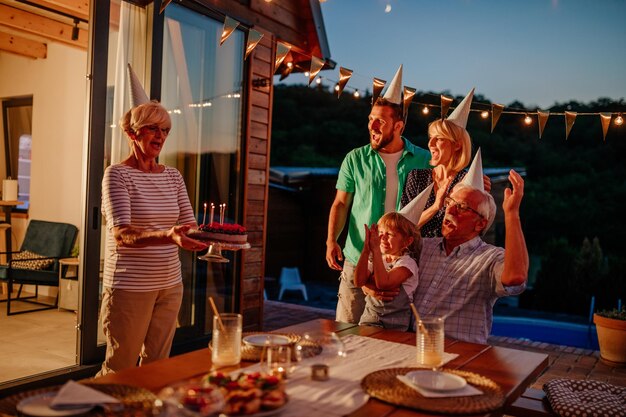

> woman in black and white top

[
  {"left": 400, "top": 119, "right": 472, "bottom": 237},
  {"left": 98, "top": 101, "right": 207, "bottom": 375}
]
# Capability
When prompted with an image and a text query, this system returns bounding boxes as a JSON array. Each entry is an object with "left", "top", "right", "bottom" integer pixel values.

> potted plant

[{"left": 593, "top": 307, "right": 626, "bottom": 366}]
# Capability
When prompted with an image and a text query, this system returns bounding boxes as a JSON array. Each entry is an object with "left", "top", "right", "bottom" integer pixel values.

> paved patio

[{"left": 263, "top": 300, "right": 626, "bottom": 389}]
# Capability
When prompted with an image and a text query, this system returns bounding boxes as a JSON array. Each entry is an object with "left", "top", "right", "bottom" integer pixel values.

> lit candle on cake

[
  {"left": 209, "top": 203, "right": 215, "bottom": 226},
  {"left": 202, "top": 202, "right": 207, "bottom": 225},
  {"left": 220, "top": 203, "right": 226, "bottom": 225}
]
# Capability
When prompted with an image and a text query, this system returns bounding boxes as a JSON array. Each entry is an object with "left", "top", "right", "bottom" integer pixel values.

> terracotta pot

[{"left": 593, "top": 313, "right": 626, "bottom": 366}]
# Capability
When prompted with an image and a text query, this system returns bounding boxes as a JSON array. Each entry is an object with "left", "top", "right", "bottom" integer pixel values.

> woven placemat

[
  {"left": 362, "top": 367, "right": 505, "bottom": 415},
  {"left": 0, "top": 383, "right": 156, "bottom": 417}
]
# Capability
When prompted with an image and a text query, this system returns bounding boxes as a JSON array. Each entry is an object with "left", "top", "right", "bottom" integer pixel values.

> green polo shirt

[{"left": 336, "top": 137, "right": 430, "bottom": 264}]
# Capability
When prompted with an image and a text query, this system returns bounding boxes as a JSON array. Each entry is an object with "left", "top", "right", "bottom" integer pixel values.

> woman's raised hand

[{"left": 168, "top": 225, "right": 209, "bottom": 252}]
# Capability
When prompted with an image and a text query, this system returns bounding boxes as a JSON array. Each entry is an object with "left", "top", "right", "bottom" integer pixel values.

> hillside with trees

[{"left": 271, "top": 84, "right": 626, "bottom": 317}]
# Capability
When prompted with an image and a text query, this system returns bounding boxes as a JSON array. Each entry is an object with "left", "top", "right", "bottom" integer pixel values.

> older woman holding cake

[{"left": 97, "top": 68, "right": 207, "bottom": 376}]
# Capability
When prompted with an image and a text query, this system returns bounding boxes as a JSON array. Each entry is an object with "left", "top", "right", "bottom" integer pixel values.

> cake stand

[{"left": 197, "top": 241, "right": 251, "bottom": 263}]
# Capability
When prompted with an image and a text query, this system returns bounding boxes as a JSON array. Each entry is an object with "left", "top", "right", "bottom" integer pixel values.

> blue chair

[
  {"left": 278, "top": 267, "right": 308, "bottom": 301},
  {"left": 0, "top": 220, "right": 78, "bottom": 315}
]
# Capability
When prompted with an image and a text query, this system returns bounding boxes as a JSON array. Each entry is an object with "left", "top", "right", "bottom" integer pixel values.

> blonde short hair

[
  {"left": 378, "top": 212, "right": 422, "bottom": 259},
  {"left": 428, "top": 119, "right": 472, "bottom": 172},
  {"left": 120, "top": 101, "right": 171, "bottom": 135}
]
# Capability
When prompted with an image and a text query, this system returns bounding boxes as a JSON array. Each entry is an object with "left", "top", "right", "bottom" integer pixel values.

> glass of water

[
  {"left": 416, "top": 316, "right": 444, "bottom": 369},
  {"left": 211, "top": 313, "right": 242, "bottom": 368}
]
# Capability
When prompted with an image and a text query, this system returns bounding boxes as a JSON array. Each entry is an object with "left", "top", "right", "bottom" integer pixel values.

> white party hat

[
  {"left": 127, "top": 63, "right": 150, "bottom": 107},
  {"left": 382, "top": 64, "right": 403, "bottom": 105},
  {"left": 447, "top": 87, "right": 475, "bottom": 129},
  {"left": 461, "top": 148, "right": 484, "bottom": 192},
  {"left": 398, "top": 183, "right": 434, "bottom": 226}
]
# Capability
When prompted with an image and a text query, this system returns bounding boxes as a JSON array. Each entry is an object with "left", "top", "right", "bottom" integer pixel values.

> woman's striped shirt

[{"left": 101, "top": 164, "right": 196, "bottom": 291}]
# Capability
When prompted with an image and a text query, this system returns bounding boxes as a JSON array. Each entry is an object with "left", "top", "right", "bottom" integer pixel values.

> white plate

[
  {"left": 16, "top": 393, "right": 94, "bottom": 417},
  {"left": 404, "top": 370, "right": 467, "bottom": 392},
  {"left": 243, "top": 334, "right": 291, "bottom": 348}
]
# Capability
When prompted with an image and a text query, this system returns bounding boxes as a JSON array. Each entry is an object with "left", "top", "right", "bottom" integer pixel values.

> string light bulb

[
  {"left": 304, "top": 71, "right": 310, "bottom": 77},
  {"left": 384, "top": 3, "right": 392, "bottom": 13},
  {"left": 353, "top": 90, "right": 360, "bottom": 98},
  {"left": 422, "top": 106, "right": 429, "bottom": 115},
  {"left": 615, "top": 113, "right": 624, "bottom": 126},
  {"left": 315, "top": 77, "right": 322, "bottom": 85},
  {"left": 481, "top": 110, "right": 489, "bottom": 119},
  {"left": 286, "top": 62, "right": 293, "bottom": 69},
  {"left": 334, "top": 84, "right": 340, "bottom": 92},
  {"left": 524, "top": 113, "right": 533, "bottom": 125}
]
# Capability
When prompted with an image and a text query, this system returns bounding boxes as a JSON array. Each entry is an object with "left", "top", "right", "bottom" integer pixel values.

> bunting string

[{"left": 157, "top": 1, "right": 625, "bottom": 141}]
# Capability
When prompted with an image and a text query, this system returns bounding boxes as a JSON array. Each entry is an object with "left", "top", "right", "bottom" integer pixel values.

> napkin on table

[
  {"left": 50, "top": 380, "right": 121, "bottom": 409},
  {"left": 397, "top": 374, "right": 483, "bottom": 398}
]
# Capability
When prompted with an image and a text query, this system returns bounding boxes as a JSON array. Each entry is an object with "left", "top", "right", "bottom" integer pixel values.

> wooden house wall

[
  {"left": 240, "top": 30, "right": 274, "bottom": 330},
  {"left": 198, "top": 0, "right": 324, "bottom": 330}
]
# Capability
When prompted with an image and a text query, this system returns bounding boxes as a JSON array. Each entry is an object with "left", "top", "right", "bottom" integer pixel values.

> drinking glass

[
  {"left": 416, "top": 316, "right": 444, "bottom": 369},
  {"left": 260, "top": 344, "right": 293, "bottom": 379},
  {"left": 294, "top": 331, "right": 346, "bottom": 380},
  {"left": 211, "top": 313, "right": 242, "bottom": 367}
]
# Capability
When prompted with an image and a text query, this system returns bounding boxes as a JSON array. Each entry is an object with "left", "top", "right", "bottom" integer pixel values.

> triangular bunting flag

[
  {"left": 308, "top": 56, "right": 325, "bottom": 86},
  {"left": 491, "top": 104, "right": 504, "bottom": 133},
  {"left": 244, "top": 29, "right": 264, "bottom": 59},
  {"left": 537, "top": 110, "right": 550, "bottom": 139},
  {"left": 372, "top": 78, "right": 386, "bottom": 105},
  {"left": 279, "top": 64, "right": 293, "bottom": 81},
  {"left": 220, "top": 16, "right": 240, "bottom": 46},
  {"left": 403, "top": 86, "right": 416, "bottom": 120},
  {"left": 274, "top": 42, "right": 291, "bottom": 72},
  {"left": 565, "top": 111, "right": 577, "bottom": 140},
  {"left": 600, "top": 113, "right": 612, "bottom": 142},
  {"left": 159, "top": 0, "right": 174, "bottom": 14},
  {"left": 440, "top": 95, "right": 453, "bottom": 119},
  {"left": 337, "top": 67, "right": 352, "bottom": 98},
  {"left": 398, "top": 183, "right": 434, "bottom": 226}
]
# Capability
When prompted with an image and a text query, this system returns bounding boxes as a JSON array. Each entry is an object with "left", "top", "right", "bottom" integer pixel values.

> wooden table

[{"left": 94, "top": 319, "right": 549, "bottom": 417}]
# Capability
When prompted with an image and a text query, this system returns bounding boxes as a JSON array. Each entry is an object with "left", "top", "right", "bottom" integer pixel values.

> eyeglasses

[
  {"left": 142, "top": 125, "right": 170, "bottom": 136},
  {"left": 444, "top": 196, "right": 484, "bottom": 218}
]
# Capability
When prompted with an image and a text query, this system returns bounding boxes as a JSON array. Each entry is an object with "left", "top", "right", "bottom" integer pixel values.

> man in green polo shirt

[{"left": 325, "top": 65, "right": 430, "bottom": 323}]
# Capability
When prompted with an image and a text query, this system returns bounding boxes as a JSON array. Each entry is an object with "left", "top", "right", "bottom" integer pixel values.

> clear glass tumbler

[
  {"left": 211, "top": 313, "right": 242, "bottom": 367},
  {"left": 416, "top": 316, "right": 444, "bottom": 369},
  {"left": 260, "top": 344, "right": 293, "bottom": 379}
]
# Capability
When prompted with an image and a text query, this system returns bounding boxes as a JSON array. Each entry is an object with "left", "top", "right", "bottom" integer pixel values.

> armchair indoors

[{"left": 0, "top": 220, "right": 78, "bottom": 315}]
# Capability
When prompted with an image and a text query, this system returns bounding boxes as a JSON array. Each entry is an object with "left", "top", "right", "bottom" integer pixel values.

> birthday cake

[{"left": 189, "top": 222, "right": 248, "bottom": 244}]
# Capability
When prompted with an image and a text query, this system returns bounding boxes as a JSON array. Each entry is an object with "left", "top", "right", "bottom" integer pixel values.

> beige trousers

[{"left": 97, "top": 284, "right": 183, "bottom": 376}]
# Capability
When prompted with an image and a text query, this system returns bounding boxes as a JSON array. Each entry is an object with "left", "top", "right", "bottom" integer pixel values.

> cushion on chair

[
  {"left": 11, "top": 250, "right": 55, "bottom": 270},
  {"left": 544, "top": 378, "right": 626, "bottom": 417}
]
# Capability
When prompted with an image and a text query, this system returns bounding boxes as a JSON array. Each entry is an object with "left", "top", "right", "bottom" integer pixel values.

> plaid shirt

[{"left": 414, "top": 237, "right": 525, "bottom": 343}]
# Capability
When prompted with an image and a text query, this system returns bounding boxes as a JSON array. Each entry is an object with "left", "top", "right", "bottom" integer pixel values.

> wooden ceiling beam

[
  {"left": 0, "top": 3, "right": 87, "bottom": 49},
  {"left": 20, "top": 0, "right": 90, "bottom": 22},
  {"left": 0, "top": 30, "right": 47, "bottom": 58}
]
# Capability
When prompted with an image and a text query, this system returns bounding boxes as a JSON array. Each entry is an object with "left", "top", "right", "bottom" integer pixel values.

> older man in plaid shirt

[
  {"left": 413, "top": 169, "right": 528, "bottom": 343},
  {"left": 368, "top": 169, "right": 528, "bottom": 343}
]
